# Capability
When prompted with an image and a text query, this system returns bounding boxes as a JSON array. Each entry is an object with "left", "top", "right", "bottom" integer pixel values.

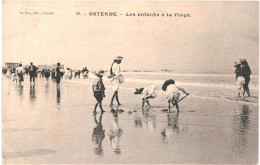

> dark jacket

[
  {"left": 29, "top": 65, "right": 37, "bottom": 76},
  {"left": 93, "top": 78, "right": 105, "bottom": 97}
]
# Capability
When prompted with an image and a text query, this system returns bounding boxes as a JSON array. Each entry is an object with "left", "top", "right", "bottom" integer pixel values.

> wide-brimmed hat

[
  {"left": 114, "top": 56, "right": 123, "bottom": 61},
  {"left": 94, "top": 70, "right": 104, "bottom": 76},
  {"left": 134, "top": 88, "right": 144, "bottom": 95},
  {"left": 240, "top": 59, "right": 248, "bottom": 65},
  {"left": 162, "top": 79, "right": 175, "bottom": 91},
  {"left": 234, "top": 61, "right": 241, "bottom": 67}
]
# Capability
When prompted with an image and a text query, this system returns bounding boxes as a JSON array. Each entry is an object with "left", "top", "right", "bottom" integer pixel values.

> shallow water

[{"left": 2, "top": 74, "right": 258, "bottom": 164}]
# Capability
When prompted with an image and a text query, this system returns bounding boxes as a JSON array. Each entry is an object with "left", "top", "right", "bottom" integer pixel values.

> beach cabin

[
  {"left": 37, "top": 65, "right": 52, "bottom": 71},
  {"left": 5, "top": 62, "right": 19, "bottom": 68}
]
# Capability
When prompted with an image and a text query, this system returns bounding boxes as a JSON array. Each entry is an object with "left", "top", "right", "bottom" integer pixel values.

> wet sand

[{"left": 2, "top": 75, "right": 258, "bottom": 164}]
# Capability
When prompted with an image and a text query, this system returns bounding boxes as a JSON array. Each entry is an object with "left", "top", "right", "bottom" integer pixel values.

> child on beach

[
  {"left": 134, "top": 85, "right": 158, "bottom": 108},
  {"left": 16, "top": 63, "right": 24, "bottom": 84},
  {"left": 92, "top": 70, "right": 106, "bottom": 113},
  {"left": 108, "top": 56, "right": 123, "bottom": 106},
  {"left": 163, "top": 80, "right": 189, "bottom": 112},
  {"left": 12, "top": 72, "right": 17, "bottom": 83},
  {"left": 234, "top": 61, "right": 245, "bottom": 98}
]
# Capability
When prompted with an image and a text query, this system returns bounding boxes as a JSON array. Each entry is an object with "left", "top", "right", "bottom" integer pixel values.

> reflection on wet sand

[
  {"left": 56, "top": 86, "right": 61, "bottom": 105},
  {"left": 134, "top": 115, "right": 143, "bottom": 127},
  {"left": 17, "top": 84, "right": 24, "bottom": 97},
  {"left": 167, "top": 112, "right": 179, "bottom": 132},
  {"left": 133, "top": 107, "right": 156, "bottom": 129},
  {"left": 45, "top": 81, "right": 49, "bottom": 97},
  {"left": 29, "top": 84, "right": 36, "bottom": 102},
  {"left": 2, "top": 76, "right": 258, "bottom": 164},
  {"left": 161, "top": 112, "right": 179, "bottom": 144},
  {"left": 232, "top": 104, "right": 251, "bottom": 156},
  {"left": 109, "top": 108, "right": 123, "bottom": 154},
  {"left": 92, "top": 112, "right": 105, "bottom": 156},
  {"left": 3, "top": 149, "right": 55, "bottom": 158},
  {"left": 143, "top": 107, "right": 156, "bottom": 130}
]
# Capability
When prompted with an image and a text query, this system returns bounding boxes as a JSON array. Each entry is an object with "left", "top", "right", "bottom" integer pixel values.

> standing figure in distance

[
  {"left": 16, "top": 63, "right": 24, "bottom": 85},
  {"left": 240, "top": 59, "right": 251, "bottom": 97},
  {"left": 29, "top": 62, "right": 37, "bottom": 84},
  {"left": 55, "top": 63, "right": 61, "bottom": 86},
  {"left": 234, "top": 61, "right": 245, "bottom": 98}
]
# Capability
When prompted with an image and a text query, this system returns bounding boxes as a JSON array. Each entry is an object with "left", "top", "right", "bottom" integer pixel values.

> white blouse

[{"left": 112, "top": 63, "right": 120, "bottom": 77}]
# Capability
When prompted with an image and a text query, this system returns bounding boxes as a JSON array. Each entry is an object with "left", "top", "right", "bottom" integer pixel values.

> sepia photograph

[{"left": 2, "top": 1, "right": 259, "bottom": 164}]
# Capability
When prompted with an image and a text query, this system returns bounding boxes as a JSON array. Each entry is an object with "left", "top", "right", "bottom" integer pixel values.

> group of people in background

[
  {"left": 234, "top": 59, "right": 252, "bottom": 98},
  {"left": 4, "top": 62, "right": 90, "bottom": 85}
]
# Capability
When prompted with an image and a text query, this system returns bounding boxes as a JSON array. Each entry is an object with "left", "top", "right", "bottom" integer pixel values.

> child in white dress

[{"left": 165, "top": 80, "right": 189, "bottom": 112}]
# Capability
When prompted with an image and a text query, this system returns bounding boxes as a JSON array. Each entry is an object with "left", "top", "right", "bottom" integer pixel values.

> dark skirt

[
  {"left": 17, "top": 73, "right": 24, "bottom": 82},
  {"left": 94, "top": 91, "right": 103, "bottom": 102},
  {"left": 243, "top": 76, "right": 250, "bottom": 90}
]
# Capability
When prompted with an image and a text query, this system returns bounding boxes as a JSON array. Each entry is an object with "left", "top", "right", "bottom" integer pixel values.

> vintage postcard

[{"left": 2, "top": 1, "right": 258, "bottom": 164}]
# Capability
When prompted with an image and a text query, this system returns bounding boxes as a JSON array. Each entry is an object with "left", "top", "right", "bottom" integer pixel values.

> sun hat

[
  {"left": 114, "top": 56, "right": 123, "bottom": 61},
  {"left": 240, "top": 59, "right": 248, "bottom": 65},
  {"left": 162, "top": 79, "right": 175, "bottom": 91},
  {"left": 94, "top": 70, "right": 105, "bottom": 76},
  {"left": 134, "top": 88, "right": 144, "bottom": 95},
  {"left": 240, "top": 59, "right": 247, "bottom": 62}
]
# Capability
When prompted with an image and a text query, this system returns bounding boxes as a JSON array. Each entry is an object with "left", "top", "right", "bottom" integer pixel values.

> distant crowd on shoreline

[{"left": 4, "top": 62, "right": 91, "bottom": 83}]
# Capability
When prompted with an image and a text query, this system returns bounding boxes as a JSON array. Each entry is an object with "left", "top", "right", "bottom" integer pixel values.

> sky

[{"left": 3, "top": 1, "right": 259, "bottom": 74}]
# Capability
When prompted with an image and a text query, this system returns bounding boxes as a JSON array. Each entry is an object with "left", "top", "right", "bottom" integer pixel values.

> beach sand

[{"left": 2, "top": 74, "right": 258, "bottom": 164}]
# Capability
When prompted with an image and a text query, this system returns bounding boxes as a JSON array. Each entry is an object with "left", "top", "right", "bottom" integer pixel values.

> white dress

[
  {"left": 65, "top": 70, "right": 70, "bottom": 79},
  {"left": 6, "top": 69, "right": 11, "bottom": 77},
  {"left": 236, "top": 76, "right": 245, "bottom": 89},
  {"left": 111, "top": 63, "right": 121, "bottom": 92},
  {"left": 141, "top": 85, "right": 158, "bottom": 99},
  {"left": 16, "top": 67, "right": 24, "bottom": 75},
  {"left": 166, "top": 84, "right": 180, "bottom": 101}
]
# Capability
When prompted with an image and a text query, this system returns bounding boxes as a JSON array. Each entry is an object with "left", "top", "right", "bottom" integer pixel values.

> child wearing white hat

[{"left": 109, "top": 56, "right": 123, "bottom": 106}]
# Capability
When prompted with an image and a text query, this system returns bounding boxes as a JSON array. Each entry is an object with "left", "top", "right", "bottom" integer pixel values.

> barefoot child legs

[
  {"left": 134, "top": 85, "right": 157, "bottom": 108},
  {"left": 236, "top": 76, "right": 245, "bottom": 98}
]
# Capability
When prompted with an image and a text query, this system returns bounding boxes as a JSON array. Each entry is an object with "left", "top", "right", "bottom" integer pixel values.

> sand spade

[
  {"left": 162, "top": 79, "right": 189, "bottom": 111},
  {"left": 170, "top": 93, "right": 189, "bottom": 108},
  {"left": 161, "top": 93, "right": 189, "bottom": 112}
]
